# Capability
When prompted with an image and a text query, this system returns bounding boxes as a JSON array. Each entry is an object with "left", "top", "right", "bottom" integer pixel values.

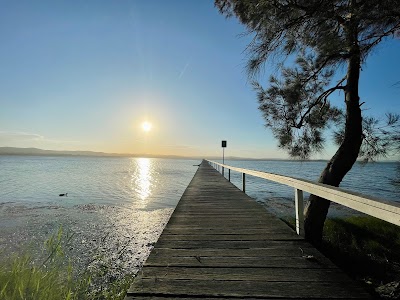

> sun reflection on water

[{"left": 132, "top": 158, "right": 152, "bottom": 205}]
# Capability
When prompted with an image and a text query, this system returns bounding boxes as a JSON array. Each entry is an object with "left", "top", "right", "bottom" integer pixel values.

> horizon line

[
  {"left": 0, "top": 146, "right": 328, "bottom": 161},
  {"left": 0, "top": 146, "right": 398, "bottom": 162}
]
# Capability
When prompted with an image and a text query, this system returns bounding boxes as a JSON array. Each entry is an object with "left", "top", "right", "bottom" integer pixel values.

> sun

[{"left": 141, "top": 121, "right": 152, "bottom": 132}]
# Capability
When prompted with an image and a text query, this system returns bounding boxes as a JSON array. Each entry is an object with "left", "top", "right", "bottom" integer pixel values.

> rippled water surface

[{"left": 0, "top": 156, "right": 198, "bottom": 210}]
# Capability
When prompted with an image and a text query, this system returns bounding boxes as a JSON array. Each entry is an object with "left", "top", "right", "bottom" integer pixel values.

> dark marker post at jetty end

[{"left": 221, "top": 140, "right": 226, "bottom": 176}]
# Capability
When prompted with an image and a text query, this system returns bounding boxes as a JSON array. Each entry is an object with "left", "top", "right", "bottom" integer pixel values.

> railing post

[
  {"left": 228, "top": 169, "right": 231, "bottom": 182},
  {"left": 295, "top": 188, "right": 304, "bottom": 236},
  {"left": 242, "top": 173, "right": 246, "bottom": 193},
  {"left": 222, "top": 166, "right": 224, "bottom": 177}
]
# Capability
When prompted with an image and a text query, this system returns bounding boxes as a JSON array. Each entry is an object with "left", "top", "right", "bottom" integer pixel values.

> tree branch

[
  {"left": 361, "top": 22, "right": 400, "bottom": 54},
  {"left": 295, "top": 78, "right": 345, "bottom": 128}
]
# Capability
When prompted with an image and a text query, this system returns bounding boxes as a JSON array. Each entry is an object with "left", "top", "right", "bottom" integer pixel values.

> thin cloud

[
  {"left": 0, "top": 131, "right": 44, "bottom": 142},
  {"left": 178, "top": 63, "right": 190, "bottom": 79},
  {"left": 0, "top": 131, "right": 79, "bottom": 144}
]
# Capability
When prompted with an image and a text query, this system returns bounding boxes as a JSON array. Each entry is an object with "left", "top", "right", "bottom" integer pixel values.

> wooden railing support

[
  {"left": 295, "top": 188, "right": 304, "bottom": 236},
  {"left": 242, "top": 173, "right": 246, "bottom": 193},
  {"left": 228, "top": 169, "right": 231, "bottom": 182}
]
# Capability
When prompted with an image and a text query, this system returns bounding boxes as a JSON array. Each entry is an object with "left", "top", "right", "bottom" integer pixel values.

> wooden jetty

[{"left": 126, "top": 160, "right": 370, "bottom": 299}]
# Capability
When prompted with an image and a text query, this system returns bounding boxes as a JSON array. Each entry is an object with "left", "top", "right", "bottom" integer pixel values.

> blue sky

[{"left": 0, "top": 1, "right": 399, "bottom": 159}]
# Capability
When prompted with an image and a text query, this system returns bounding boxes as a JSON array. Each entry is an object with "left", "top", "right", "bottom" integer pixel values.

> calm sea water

[{"left": 0, "top": 155, "right": 398, "bottom": 283}]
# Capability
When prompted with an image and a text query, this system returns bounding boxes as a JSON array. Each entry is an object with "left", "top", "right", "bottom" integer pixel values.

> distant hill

[
  {"left": 0, "top": 147, "right": 196, "bottom": 159},
  {"left": 0, "top": 147, "right": 331, "bottom": 161},
  {"left": 0, "top": 147, "right": 272, "bottom": 160},
  {"left": 0, "top": 147, "right": 125, "bottom": 157}
]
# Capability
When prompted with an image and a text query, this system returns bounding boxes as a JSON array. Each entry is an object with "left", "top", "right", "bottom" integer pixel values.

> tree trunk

[{"left": 304, "top": 26, "right": 363, "bottom": 245}]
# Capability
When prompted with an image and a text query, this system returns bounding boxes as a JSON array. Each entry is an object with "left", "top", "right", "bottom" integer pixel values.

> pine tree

[{"left": 215, "top": 0, "right": 400, "bottom": 244}]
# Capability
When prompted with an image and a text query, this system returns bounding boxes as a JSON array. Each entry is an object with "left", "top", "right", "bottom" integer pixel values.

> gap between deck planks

[{"left": 125, "top": 160, "right": 371, "bottom": 299}]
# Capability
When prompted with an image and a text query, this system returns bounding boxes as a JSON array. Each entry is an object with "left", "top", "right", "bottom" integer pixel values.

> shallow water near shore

[
  {"left": 0, "top": 155, "right": 398, "bottom": 281},
  {"left": 0, "top": 156, "right": 198, "bottom": 282}
]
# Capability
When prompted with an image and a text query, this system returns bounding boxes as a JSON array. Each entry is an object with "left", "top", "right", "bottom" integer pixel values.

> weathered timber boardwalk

[{"left": 126, "top": 160, "right": 370, "bottom": 299}]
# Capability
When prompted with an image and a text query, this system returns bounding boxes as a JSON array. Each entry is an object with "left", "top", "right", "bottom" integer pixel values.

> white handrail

[{"left": 206, "top": 160, "right": 400, "bottom": 236}]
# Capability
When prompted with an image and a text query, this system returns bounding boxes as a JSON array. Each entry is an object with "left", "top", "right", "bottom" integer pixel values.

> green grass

[
  {"left": 322, "top": 216, "right": 400, "bottom": 283},
  {"left": 0, "top": 227, "right": 134, "bottom": 300},
  {"left": 281, "top": 215, "right": 400, "bottom": 297},
  {"left": 0, "top": 254, "right": 78, "bottom": 300}
]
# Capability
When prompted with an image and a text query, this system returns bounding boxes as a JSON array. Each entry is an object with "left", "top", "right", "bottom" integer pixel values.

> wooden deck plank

[
  {"left": 126, "top": 298, "right": 359, "bottom": 300},
  {"left": 128, "top": 279, "right": 367, "bottom": 299},
  {"left": 125, "top": 160, "right": 371, "bottom": 299},
  {"left": 161, "top": 228, "right": 295, "bottom": 234},
  {"left": 157, "top": 234, "right": 303, "bottom": 241},
  {"left": 153, "top": 240, "right": 321, "bottom": 249},
  {"left": 148, "top": 247, "right": 322, "bottom": 257},
  {"left": 136, "top": 267, "right": 353, "bottom": 282},
  {"left": 144, "top": 255, "right": 335, "bottom": 268}
]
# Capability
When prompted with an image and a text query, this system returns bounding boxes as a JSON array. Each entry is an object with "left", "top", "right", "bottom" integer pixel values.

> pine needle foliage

[
  {"left": 334, "top": 112, "right": 400, "bottom": 162},
  {"left": 253, "top": 53, "right": 342, "bottom": 159},
  {"left": 215, "top": 0, "right": 400, "bottom": 160},
  {"left": 215, "top": 0, "right": 400, "bottom": 243}
]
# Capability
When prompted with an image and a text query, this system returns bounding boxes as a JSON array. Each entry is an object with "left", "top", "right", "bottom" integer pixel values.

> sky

[{"left": 0, "top": 0, "right": 399, "bottom": 159}]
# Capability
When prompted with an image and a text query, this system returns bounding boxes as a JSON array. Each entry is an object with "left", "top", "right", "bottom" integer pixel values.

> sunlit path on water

[{"left": 133, "top": 158, "right": 153, "bottom": 204}]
